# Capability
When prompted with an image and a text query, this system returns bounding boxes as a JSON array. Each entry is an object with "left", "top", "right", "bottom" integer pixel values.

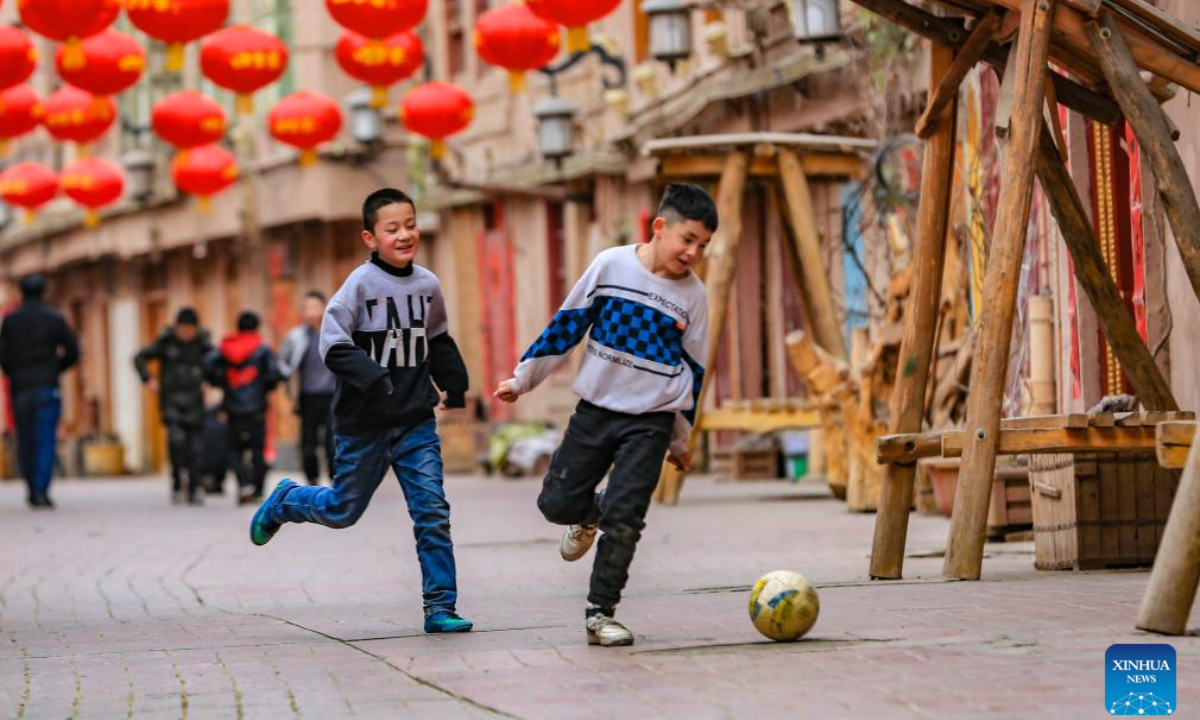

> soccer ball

[{"left": 748, "top": 570, "right": 820, "bottom": 642}]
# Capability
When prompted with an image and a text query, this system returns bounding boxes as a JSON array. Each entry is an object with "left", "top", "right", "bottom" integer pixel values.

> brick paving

[{"left": 0, "top": 472, "right": 1196, "bottom": 719}]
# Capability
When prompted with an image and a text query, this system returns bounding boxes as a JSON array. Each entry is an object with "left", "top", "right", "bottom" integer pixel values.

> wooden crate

[
  {"left": 733, "top": 449, "right": 780, "bottom": 480},
  {"left": 987, "top": 467, "right": 1032, "bottom": 538},
  {"left": 1029, "top": 452, "right": 1179, "bottom": 571},
  {"left": 439, "top": 420, "right": 485, "bottom": 475}
]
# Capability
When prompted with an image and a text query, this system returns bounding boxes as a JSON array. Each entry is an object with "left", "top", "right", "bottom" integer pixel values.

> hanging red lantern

[
  {"left": 126, "top": 0, "right": 230, "bottom": 72},
  {"left": 0, "top": 161, "right": 58, "bottom": 224},
  {"left": 152, "top": 91, "right": 226, "bottom": 153},
  {"left": 60, "top": 157, "right": 124, "bottom": 227},
  {"left": 400, "top": 82, "right": 474, "bottom": 161},
  {"left": 200, "top": 25, "right": 288, "bottom": 115},
  {"left": 56, "top": 29, "right": 146, "bottom": 98},
  {"left": 526, "top": 0, "right": 621, "bottom": 53},
  {"left": 0, "top": 26, "right": 38, "bottom": 91},
  {"left": 476, "top": 3, "right": 561, "bottom": 93},
  {"left": 43, "top": 86, "right": 117, "bottom": 154},
  {"left": 0, "top": 84, "right": 44, "bottom": 156},
  {"left": 268, "top": 91, "right": 343, "bottom": 167},
  {"left": 335, "top": 30, "right": 423, "bottom": 109},
  {"left": 325, "top": 0, "right": 427, "bottom": 39},
  {"left": 172, "top": 143, "right": 238, "bottom": 211},
  {"left": 18, "top": 0, "right": 122, "bottom": 70}
]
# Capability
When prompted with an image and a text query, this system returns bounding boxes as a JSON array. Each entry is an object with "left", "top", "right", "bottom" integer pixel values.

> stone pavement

[{"left": 0, "top": 472, "right": 1196, "bottom": 720}]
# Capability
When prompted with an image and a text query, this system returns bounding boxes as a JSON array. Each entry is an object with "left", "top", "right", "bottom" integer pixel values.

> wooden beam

[
  {"left": 942, "top": 426, "right": 1158, "bottom": 457},
  {"left": 698, "top": 407, "right": 824, "bottom": 433},
  {"left": 1065, "top": 0, "right": 1101, "bottom": 14},
  {"left": 915, "top": 11, "right": 1003, "bottom": 139},
  {"left": 878, "top": 414, "right": 1109, "bottom": 463},
  {"left": 870, "top": 40, "right": 959, "bottom": 580},
  {"left": 1137, "top": 428, "right": 1200, "bottom": 635},
  {"left": 945, "top": 0, "right": 1056, "bottom": 582},
  {"left": 1156, "top": 420, "right": 1196, "bottom": 470},
  {"left": 1090, "top": 13, "right": 1200, "bottom": 306},
  {"left": 850, "top": 0, "right": 1120, "bottom": 123},
  {"left": 778, "top": 149, "right": 847, "bottom": 359},
  {"left": 658, "top": 152, "right": 864, "bottom": 180},
  {"left": 1110, "top": 0, "right": 1200, "bottom": 58},
  {"left": 1034, "top": 122, "right": 1180, "bottom": 410},
  {"left": 655, "top": 152, "right": 748, "bottom": 505},
  {"left": 989, "top": 0, "right": 1200, "bottom": 95}
]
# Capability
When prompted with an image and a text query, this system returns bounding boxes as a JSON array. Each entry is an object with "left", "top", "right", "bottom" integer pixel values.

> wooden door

[{"left": 478, "top": 224, "right": 517, "bottom": 422}]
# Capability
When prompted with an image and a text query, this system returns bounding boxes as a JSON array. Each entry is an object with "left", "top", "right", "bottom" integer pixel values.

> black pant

[
  {"left": 227, "top": 412, "right": 267, "bottom": 496},
  {"left": 537, "top": 400, "right": 674, "bottom": 610},
  {"left": 299, "top": 393, "right": 335, "bottom": 484},
  {"left": 166, "top": 420, "right": 204, "bottom": 497}
]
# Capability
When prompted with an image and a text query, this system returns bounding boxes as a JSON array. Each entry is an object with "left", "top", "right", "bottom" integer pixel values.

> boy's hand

[
  {"left": 667, "top": 451, "right": 692, "bottom": 472},
  {"left": 493, "top": 380, "right": 519, "bottom": 404}
]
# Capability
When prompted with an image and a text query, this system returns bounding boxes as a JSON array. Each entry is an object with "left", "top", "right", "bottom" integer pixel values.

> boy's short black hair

[
  {"left": 176, "top": 307, "right": 199, "bottom": 326},
  {"left": 657, "top": 184, "right": 719, "bottom": 233},
  {"left": 304, "top": 290, "right": 326, "bottom": 304},
  {"left": 362, "top": 188, "right": 416, "bottom": 233},
  {"left": 237, "top": 311, "right": 260, "bottom": 332},
  {"left": 18, "top": 274, "right": 46, "bottom": 299}
]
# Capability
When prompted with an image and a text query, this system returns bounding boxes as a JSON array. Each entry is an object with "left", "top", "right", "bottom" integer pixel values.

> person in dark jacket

[
  {"left": 205, "top": 311, "right": 280, "bottom": 504},
  {"left": 134, "top": 307, "right": 213, "bottom": 505},
  {"left": 0, "top": 275, "right": 80, "bottom": 509}
]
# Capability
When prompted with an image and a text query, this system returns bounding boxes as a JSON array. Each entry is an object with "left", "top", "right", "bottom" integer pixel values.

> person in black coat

[
  {"left": 134, "top": 307, "right": 214, "bottom": 505},
  {"left": 205, "top": 311, "right": 281, "bottom": 504},
  {"left": 0, "top": 275, "right": 80, "bottom": 508}
]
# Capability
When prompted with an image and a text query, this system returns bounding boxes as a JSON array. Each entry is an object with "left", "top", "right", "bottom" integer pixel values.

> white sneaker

[
  {"left": 560, "top": 524, "right": 598, "bottom": 561},
  {"left": 586, "top": 613, "right": 634, "bottom": 647}
]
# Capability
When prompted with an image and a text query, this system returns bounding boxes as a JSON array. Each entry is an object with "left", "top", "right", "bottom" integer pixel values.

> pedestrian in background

[
  {"left": 280, "top": 291, "right": 338, "bottom": 485},
  {"left": 134, "top": 307, "right": 213, "bottom": 505},
  {"left": 205, "top": 311, "right": 280, "bottom": 505},
  {"left": 0, "top": 275, "right": 80, "bottom": 509}
]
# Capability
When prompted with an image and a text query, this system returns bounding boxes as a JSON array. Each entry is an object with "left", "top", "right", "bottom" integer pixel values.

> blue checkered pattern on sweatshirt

[
  {"left": 682, "top": 351, "right": 705, "bottom": 424},
  {"left": 522, "top": 307, "right": 593, "bottom": 360},
  {"left": 588, "top": 296, "right": 684, "bottom": 366}
]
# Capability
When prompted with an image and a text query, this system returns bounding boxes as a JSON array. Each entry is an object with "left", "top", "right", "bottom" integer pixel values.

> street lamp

[
  {"left": 346, "top": 88, "right": 383, "bottom": 146},
  {"left": 791, "top": 0, "right": 842, "bottom": 43},
  {"left": 121, "top": 147, "right": 156, "bottom": 203},
  {"left": 532, "top": 96, "right": 579, "bottom": 165},
  {"left": 642, "top": 0, "right": 692, "bottom": 71}
]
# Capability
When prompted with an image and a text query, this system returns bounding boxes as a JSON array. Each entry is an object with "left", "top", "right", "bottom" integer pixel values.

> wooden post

[
  {"left": 655, "top": 152, "right": 748, "bottom": 505},
  {"left": 1028, "top": 296, "right": 1056, "bottom": 416},
  {"left": 869, "top": 41, "right": 959, "bottom": 579},
  {"left": 1088, "top": 12, "right": 1200, "bottom": 305},
  {"left": 1034, "top": 123, "right": 1179, "bottom": 411},
  {"left": 778, "top": 150, "right": 847, "bottom": 359},
  {"left": 1137, "top": 434, "right": 1200, "bottom": 635},
  {"left": 944, "top": 0, "right": 1056, "bottom": 581},
  {"left": 915, "top": 11, "right": 1002, "bottom": 140}
]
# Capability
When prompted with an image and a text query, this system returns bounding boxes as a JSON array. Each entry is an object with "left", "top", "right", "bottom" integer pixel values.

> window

[{"left": 446, "top": 0, "right": 465, "bottom": 78}]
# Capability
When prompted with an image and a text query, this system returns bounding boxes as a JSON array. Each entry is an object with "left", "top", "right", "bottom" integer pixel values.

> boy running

[
  {"left": 250, "top": 188, "right": 473, "bottom": 634},
  {"left": 495, "top": 184, "right": 716, "bottom": 646}
]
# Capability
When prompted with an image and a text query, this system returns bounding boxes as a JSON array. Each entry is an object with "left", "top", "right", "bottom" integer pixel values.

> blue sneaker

[
  {"left": 424, "top": 610, "right": 473, "bottom": 634},
  {"left": 250, "top": 479, "right": 298, "bottom": 546}
]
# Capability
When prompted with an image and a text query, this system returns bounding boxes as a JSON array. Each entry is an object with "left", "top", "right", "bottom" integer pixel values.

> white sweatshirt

[{"left": 507, "top": 245, "right": 709, "bottom": 456}]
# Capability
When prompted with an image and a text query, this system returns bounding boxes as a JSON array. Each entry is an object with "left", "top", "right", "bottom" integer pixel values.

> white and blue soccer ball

[{"left": 748, "top": 570, "right": 820, "bottom": 642}]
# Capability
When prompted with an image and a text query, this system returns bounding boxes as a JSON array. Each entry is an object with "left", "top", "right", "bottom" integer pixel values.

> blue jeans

[
  {"left": 14, "top": 387, "right": 61, "bottom": 497},
  {"left": 273, "top": 419, "right": 458, "bottom": 613}
]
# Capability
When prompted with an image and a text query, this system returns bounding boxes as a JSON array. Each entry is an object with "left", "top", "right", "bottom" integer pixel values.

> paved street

[{"left": 0, "top": 472, "right": 1196, "bottom": 719}]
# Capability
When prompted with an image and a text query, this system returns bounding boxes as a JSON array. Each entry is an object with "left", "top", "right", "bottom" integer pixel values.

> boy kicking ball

[
  {"left": 495, "top": 184, "right": 716, "bottom": 646},
  {"left": 251, "top": 188, "right": 473, "bottom": 635}
]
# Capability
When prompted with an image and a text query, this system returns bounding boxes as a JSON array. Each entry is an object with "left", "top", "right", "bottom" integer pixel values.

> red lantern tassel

[
  {"left": 236, "top": 94, "right": 254, "bottom": 115},
  {"left": 429, "top": 139, "right": 446, "bottom": 161},
  {"left": 197, "top": 196, "right": 213, "bottom": 213},
  {"left": 61, "top": 38, "right": 86, "bottom": 70},
  {"left": 508, "top": 71, "right": 527, "bottom": 94},
  {"left": 371, "top": 86, "right": 389, "bottom": 109},
  {"left": 84, "top": 209, "right": 100, "bottom": 228},
  {"left": 22, "top": 210, "right": 36, "bottom": 226},
  {"left": 166, "top": 43, "right": 186, "bottom": 73},
  {"left": 299, "top": 149, "right": 318, "bottom": 167},
  {"left": 565, "top": 26, "right": 589, "bottom": 54}
]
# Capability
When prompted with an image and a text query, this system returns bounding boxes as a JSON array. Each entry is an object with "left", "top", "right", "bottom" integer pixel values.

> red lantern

[
  {"left": 60, "top": 157, "right": 124, "bottom": 227},
  {"left": 335, "top": 30, "right": 423, "bottom": 109},
  {"left": 43, "top": 86, "right": 116, "bottom": 153},
  {"left": 152, "top": 91, "right": 226, "bottom": 153},
  {"left": 0, "top": 26, "right": 38, "bottom": 90},
  {"left": 400, "top": 82, "right": 474, "bottom": 161},
  {"left": 476, "top": 3, "right": 561, "bottom": 93},
  {"left": 0, "top": 161, "right": 58, "bottom": 224},
  {"left": 326, "top": 0, "right": 427, "bottom": 39},
  {"left": 268, "top": 91, "right": 343, "bottom": 167},
  {"left": 0, "top": 84, "right": 44, "bottom": 156},
  {"left": 200, "top": 25, "right": 288, "bottom": 114},
  {"left": 526, "top": 0, "right": 621, "bottom": 53},
  {"left": 172, "top": 143, "right": 238, "bottom": 211},
  {"left": 126, "top": 0, "right": 230, "bottom": 72},
  {"left": 18, "top": 0, "right": 122, "bottom": 70},
  {"left": 56, "top": 29, "right": 146, "bottom": 98}
]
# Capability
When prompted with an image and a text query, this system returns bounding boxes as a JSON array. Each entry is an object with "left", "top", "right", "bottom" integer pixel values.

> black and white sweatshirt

[
  {"left": 320, "top": 254, "right": 468, "bottom": 434},
  {"left": 506, "top": 245, "right": 709, "bottom": 456}
]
